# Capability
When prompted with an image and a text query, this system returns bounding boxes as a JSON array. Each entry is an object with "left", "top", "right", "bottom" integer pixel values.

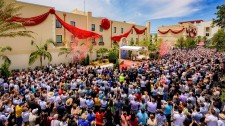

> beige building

[
  {"left": 1, "top": 0, "right": 150, "bottom": 69},
  {"left": 158, "top": 21, "right": 197, "bottom": 47},
  {"left": 195, "top": 20, "right": 221, "bottom": 39}
]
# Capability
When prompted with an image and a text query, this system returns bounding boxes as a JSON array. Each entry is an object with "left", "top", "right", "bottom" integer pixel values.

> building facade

[
  {"left": 158, "top": 22, "right": 196, "bottom": 47},
  {"left": 1, "top": 0, "right": 150, "bottom": 69},
  {"left": 195, "top": 20, "right": 221, "bottom": 39},
  {"left": 158, "top": 20, "right": 221, "bottom": 47}
]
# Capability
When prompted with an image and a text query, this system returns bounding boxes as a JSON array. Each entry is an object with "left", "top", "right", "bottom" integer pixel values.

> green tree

[
  {"left": 196, "top": 36, "right": 202, "bottom": 43},
  {"left": 29, "top": 39, "right": 55, "bottom": 67},
  {"left": 154, "top": 34, "right": 158, "bottom": 43},
  {"left": 211, "top": 29, "right": 225, "bottom": 51},
  {"left": 96, "top": 48, "right": 108, "bottom": 60},
  {"left": 175, "top": 37, "right": 185, "bottom": 49},
  {"left": 108, "top": 43, "right": 119, "bottom": 63},
  {"left": 0, "top": 46, "right": 12, "bottom": 65},
  {"left": 185, "top": 37, "right": 197, "bottom": 49},
  {"left": 212, "top": 4, "right": 225, "bottom": 28},
  {"left": 0, "top": 0, "right": 32, "bottom": 38}
]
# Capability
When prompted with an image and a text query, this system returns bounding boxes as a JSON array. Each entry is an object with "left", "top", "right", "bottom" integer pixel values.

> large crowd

[{"left": 0, "top": 48, "right": 225, "bottom": 126}]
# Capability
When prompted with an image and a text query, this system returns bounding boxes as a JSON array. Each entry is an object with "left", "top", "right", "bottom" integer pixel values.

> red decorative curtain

[
  {"left": 158, "top": 28, "right": 185, "bottom": 34},
  {"left": 158, "top": 29, "right": 170, "bottom": 34},
  {"left": 170, "top": 28, "right": 185, "bottom": 34},
  {"left": 10, "top": 12, "right": 50, "bottom": 26},
  {"left": 54, "top": 14, "right": 101, "bottom": 39},
  {"left": 9, "top": 8, "right": 101, "bottom": 39},
  {"left": 111, "top": 26, "right": 147, "bottom": 42},
  {"left": 111, "top": 26, "right": 134, "bottom": 41},
  {"left": 133, "top": 26, "right": 147, "bottom": 34}
]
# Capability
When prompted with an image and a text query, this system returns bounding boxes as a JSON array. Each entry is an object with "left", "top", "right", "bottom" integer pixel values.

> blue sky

[{"left": 18, "top": 0, "right": 224, "bottom": 33}]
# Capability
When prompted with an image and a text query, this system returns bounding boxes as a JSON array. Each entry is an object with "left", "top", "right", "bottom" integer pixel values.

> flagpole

[{"left": 84, "top": 0, "right": 85, "bottom": 14}]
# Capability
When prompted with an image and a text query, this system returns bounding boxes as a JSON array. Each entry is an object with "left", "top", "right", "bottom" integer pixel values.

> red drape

[
  {"left": 10, "top": 12, "right": 50, "bottom": 26},
  {"left": 111, "top": 26, "right": 134, "bottom": 41},
  {"left": 9, "top": 8, "right": 101, "bottom": 39},
  {"left": 170, "top": 28, "right": 185, "bottom": 34},
  {"left": 133, "top": 26, "right": 147, "bottom": 34},
  {"left": 55, "top": 14, "right": 101, "bottom": 39},
  {"left": 158, "top": 28, "right": 185, "bottom": 34},
  {"left": 111, "top": 26, "right": 147, "bottom": 42},
  {"left": 158, "top": 29, "right": 170, "bottom": 34}
]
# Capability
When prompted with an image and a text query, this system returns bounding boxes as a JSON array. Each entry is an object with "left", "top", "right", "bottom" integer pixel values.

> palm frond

[
  {"left": 28, "top": 51, "right": 39, "bottom": 65},
  {"left": 43, "top": 39, "right": 55, "bottom": 50},
  {"left": 58, "top": 47, "right": 70, "bottom": 57},
  {"left": 31, "top": 40, "right": 39, "bottom": 49},
  {"left": 0, "top": 54, "right": 11, "bottom": 65},
  {"left": 0, "top": 1, "right": 33, "bottom": 39},
  {"left": 44, "top": 52, "right": 52, "bottom": 62},
  {"left": 0, "top": 31, "right": 33, "bottom": 38},
  {"left": 0, "top": 46, "right": 12, "bottom": 52}
]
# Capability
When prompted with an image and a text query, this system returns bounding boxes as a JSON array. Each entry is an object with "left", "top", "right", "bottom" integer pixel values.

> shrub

[
  {"left": 108, "top": 51, "right": 118, "bottom": 63},
  {"left": 0, "top": 63, "right": 10, "bottom": 78}
]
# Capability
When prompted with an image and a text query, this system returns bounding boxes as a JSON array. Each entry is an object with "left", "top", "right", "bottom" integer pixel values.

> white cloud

[
  {"left": 17, "top": 0, "right": 202, "bottom": 24},
  {"left": 148, "top": 0, "right": 202, "bottom": 19}
]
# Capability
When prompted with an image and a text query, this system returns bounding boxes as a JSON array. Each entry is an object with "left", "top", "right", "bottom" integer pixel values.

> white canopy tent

[
  {"left": 119, "top": 46, "right": 147, "bottom": 59},
  {"left": 120, "top": 46, "right": 147, "bottom": 51}
]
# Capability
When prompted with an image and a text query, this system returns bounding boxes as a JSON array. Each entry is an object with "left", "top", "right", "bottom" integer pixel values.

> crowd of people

[{"left": 0, "top": 48, "right": 225, "bottom": 126}]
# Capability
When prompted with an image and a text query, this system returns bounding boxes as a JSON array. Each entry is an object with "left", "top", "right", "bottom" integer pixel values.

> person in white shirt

[
  {"left": 29, "top": 108, "right": 38, "bottom": 126},
  {"left": 218, "top": 112, "right": 225, "bottom": 126},
  {"left": 39, "top": 98, "right": 47, "bottom": 111},
  {"left": 147, "top": 98, "right": 157, "bottom": 114},
  {"left": 51, "top": 114, "right": 61, "bottom": 126},
  {"left": 22, "top": 107, "right": 29, "bottom": 125},
  {"left": 79, "top": 95, "right": 87, "bottom": 108},
  {"left": 205, "top": 109, "right": 218, "bottom": 126},
  {"left": 173, "top": 108, "right": 185, "bottom": 126}
]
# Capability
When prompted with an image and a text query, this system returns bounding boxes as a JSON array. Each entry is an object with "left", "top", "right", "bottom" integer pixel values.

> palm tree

[
  {"left": 0, "top": 46, "right": 12, "bottom": 65},
  {"left": 29, "top": 39, "right": 54, "bottom": 67},
  {"left": 58, "top": 47, "right": 71, "bottom": 57},
  {"left": 0, "top": 0, "right": 33, "bottom": 38}
]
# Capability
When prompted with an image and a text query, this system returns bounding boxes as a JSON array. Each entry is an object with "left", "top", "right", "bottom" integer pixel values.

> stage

[{"left": 119, "top": 59, "right": 142, "bottom": 69}]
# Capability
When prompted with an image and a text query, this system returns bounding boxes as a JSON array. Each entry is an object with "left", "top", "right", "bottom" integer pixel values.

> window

[
  {"left": 99, "top": 25, "right": 103, "bottom": 32},
  {"left": 99, "top": 37, "right": 104, "bottom": 46},
  {"left": 206, "top": 33, "right": 210, "bottom": 37},
  {"left": 71, "top": 35, "right": 75, "bottom": 43},
  {"left": 136, "top": 38, "right": 139, "bottom": 43},
  {"left": 70, "top": 21, "right": 75, "bottom": 26},
  {"left": 91, "top": 24, "right": 95, "bottom": 31},
  {"left": 131, "top": 29, "right": 133, "bottom": 34},
  {"left": 99, "top": 37, "right": 103, "bottom": 42},
  {"left": 56, "top": 35, "right": 62, "bottom": 43},
  {"left": 92, "top": 38, "right": 96, "bottom": 45},
  {"left": 113, "top": 27, "right": 116, "bottom": 33},
  {"left": 206, "top": 27, "right": 210, "bottom": 32},
  {"left": 130, "top": 38, "right": 134, "bottom": 45},
  {"left": 56, "top": 20, "right": 62, "bottom": 28},
  {"left": 121, "top": 28, "right": 123, "bottom": 33},
  {"left": 131, "top": 38, "right": 134, "bottom": 42}
]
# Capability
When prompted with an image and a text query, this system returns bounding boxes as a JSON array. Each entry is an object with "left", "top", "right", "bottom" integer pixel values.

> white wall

[{"left": 196, "top": 21, "right": 220, "bottom": 39}]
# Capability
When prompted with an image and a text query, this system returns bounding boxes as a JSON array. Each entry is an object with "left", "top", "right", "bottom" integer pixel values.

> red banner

[{"left": 9, "top": 8, "right": 101, "bottom": 39}]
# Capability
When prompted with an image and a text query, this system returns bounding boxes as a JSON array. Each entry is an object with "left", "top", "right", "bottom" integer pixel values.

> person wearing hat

[
  {"left": 218, "top": 111, "right": 225, "bottom": 125},
  {"left": 15, "top": 102, "right": 24, "bottom": 126},
  {"left": 65, "top": 98, "right": 73, "bottom": 114},
  {"left": 29, "top": 108, "right": 39, "bottom": 126}
]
